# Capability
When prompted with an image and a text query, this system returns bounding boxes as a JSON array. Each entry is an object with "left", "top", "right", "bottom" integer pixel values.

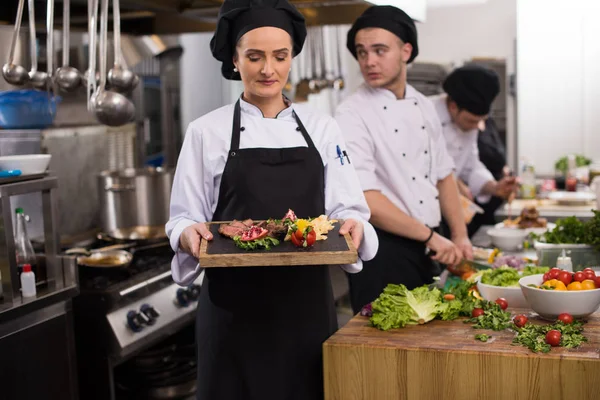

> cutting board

[
  {"left": 324, "top": 311, "right": 600, "bottom": 400},
  {"left": 198, "top": 221, "right": 357, "bottom": 267}
]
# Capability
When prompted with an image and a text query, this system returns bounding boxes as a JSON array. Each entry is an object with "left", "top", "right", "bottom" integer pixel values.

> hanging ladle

[
  {"left": 107, "top": 0, "right": 138, "bottom": 93},
  {"left": 27, "top": 0, "right": 47, "bottom": 89},
  {"left": 333, "top": 26, "right": 345, "bottom": 91},
  {"left": 2, "top": 0, "right": 30, "bottom": 86},
  {"left": 55, "top": 0, "right": 82, "bottom": 92},
  {"left": 92, "top": 0, "right": 134, "bottom": 126}
]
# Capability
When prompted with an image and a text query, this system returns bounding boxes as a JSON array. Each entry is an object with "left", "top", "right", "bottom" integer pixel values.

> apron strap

[
  {"left": 230, "top": 99, "right": 242, "bottom": 151},
  {"left": 292, "top": 111, "right": 317, "bottom": 149},
  {"left": 230, "top": 98, "right": 317, "bottom": 151}
]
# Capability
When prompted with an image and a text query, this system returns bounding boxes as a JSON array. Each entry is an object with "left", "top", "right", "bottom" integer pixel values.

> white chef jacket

[
  {"left": 335, "top": 83, "right": 455, "bottom": 228},
  {"left": 430, "top": 94, "right": 495, "bottom": 202},
  {"left": 166, "top": 98, "right": 379, "bottom": 286}
]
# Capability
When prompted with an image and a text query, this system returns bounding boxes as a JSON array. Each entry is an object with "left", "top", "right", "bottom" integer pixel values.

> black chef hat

[
  {"left": 210, "top": 0, "right": 307, "bottom": 80},
  {"left": 443, "top": 65, "right": 501, "bottom": 116},
  {"left": 346, "top": 5, "right": 419, "bottom": 64}
]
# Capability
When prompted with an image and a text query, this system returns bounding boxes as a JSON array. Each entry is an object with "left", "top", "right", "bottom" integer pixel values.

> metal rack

[{"left": 0, "top": 176, "right": 60, "bottom": 303}]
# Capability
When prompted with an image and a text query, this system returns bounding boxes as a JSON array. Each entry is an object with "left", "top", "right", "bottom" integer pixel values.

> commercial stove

[{"left": 71, "top": 239, "right": 203, "bottom": 400}]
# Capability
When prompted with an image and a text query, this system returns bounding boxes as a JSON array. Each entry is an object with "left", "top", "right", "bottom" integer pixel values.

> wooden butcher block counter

[{"left": 323, "top": 312, "right": 600, "bottom": 400}]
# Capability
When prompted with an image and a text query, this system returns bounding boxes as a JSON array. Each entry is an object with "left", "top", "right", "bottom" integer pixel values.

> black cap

[
  {"left": 210, "top": 0, "right": 307, "bottom": 80},
  {"left": 443, "top": 65, "right": 501, "bottom": 116},
  {"left": 346, "top": 5, "right": 419, "bottom": 64}
]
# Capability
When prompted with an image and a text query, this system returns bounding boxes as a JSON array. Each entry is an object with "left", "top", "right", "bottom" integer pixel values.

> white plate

[
  {"left": 548, "top": 191, "right": 596, "bottom": 205},
  {"left": 494, "top": 222, "right": 556, "bottom": 236}
]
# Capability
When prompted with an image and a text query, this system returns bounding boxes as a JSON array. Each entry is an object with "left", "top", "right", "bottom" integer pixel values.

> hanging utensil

[
  {"left": 2, "top": 0, "right": 30, "bottom": 86},
  {"left": 55, "top": 0, "right": 82, "bottom": 92},
  {"left": 333, "top": 26, "right": 345, "bottom": 91},
  {"left": 316, "top": 27, "right": 329, "bottom": 91},
  {"left": 27, "top": 0, "right": 47, "bottom": 89},
  {"left": 294, "top": 35, "right": 310, "bottom": 102},
  {"left": 107, "top": 0, "right": 138, "bottom": 93},
  {"left": 85, "top": 0, "right": 99, "bottom": 110},
  {"left": 92, "top": 0, "right": 135, "bottom": 126},
  {"left": 46, "top": 0, "right": 55, "bottom": 91},
  {"left": 308, "top": 30, "right": 320, "bottom": 94}
]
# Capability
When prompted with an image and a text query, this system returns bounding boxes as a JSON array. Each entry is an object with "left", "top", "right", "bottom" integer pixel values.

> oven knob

[
  {"left": 188, "top": 284, "right": 201, "bottom": 301},
  {"left": 140, "top": 304, "right": 160, "bottom": 325},
  {"left": 175, "top": 288, "right": 191, "bottom": 307},
  {"left": 126, "top": 310, "right": 144, "bottom": 332}
]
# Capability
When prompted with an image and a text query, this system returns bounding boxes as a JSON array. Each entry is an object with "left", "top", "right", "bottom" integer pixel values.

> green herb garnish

[
  {"left": 233, "top": 236, "right": 279, "bottom": 251},
  {"left": 512, "top": 320, "right": 587, "bottom": 353},
  {"left": 465, "top": 301, "right": 512, "bottom": 331},
  {"left": 475, "top": 333, "right": 490, "bottom": 342}
]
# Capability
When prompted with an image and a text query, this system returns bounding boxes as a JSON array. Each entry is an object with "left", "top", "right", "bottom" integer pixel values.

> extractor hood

[{"left": 0, "top": 0, "right": 379, "bottom": 35}]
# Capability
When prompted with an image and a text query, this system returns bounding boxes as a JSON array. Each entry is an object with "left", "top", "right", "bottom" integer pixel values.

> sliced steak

[
  {"left": 242, "top": 219, "right": 254, "bottom": 227},
  {"left": 218, "top": 223, "right": 245, "bottom": 239}
]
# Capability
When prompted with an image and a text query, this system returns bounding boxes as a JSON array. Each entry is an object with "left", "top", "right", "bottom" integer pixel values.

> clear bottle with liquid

[
  {"left": 14, "top": 208, "right": 37, "bottom": 276},
  {"left": 520, "top": 159, "right": 537, "bottom": 199}
]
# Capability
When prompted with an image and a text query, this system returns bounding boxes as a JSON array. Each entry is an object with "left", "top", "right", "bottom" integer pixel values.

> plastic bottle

[
  {"left": 20, "top": 264, "right": 36, "bottom": 297},
  {"left": 14, "top": 208, "right": 37, "bottom": 276},
  {"left": 556, "top": 249, "right": 573, "bottom": 272},
  {"left": 520, "top": 159, "right": 536, "bottom": 199}
]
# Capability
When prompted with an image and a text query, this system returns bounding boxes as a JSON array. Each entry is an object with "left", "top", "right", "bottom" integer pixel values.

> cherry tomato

[
  {"left": 595, "top": 276, "right": 600, "bottom": 289},
  {"left": 581, "top": 280, "right": 596, "bottom": 290},
  {"left": 583, "top": 267, "right": 595, "bottom": 273},
  {"left": 545, "top": 330, "right": 561, "bottom": 347},
  {"left": 574, "top": 271, "right": 585, "bottom": 283},
  {"left": 558, "top": 313, "right": 574, "bottom": 324},
  {"left": 290, "top": 232, "right": 303, "bottom": 247},
  {"left": 495, "top": 298, "right": 508, "bottom": 310},
  {"left": 543, "top": 272, "right": 550, "bottom": 282},
  {"left": 472, "top": 308, "right": 485, "bottom": 318},
  {"left": 567, "top": 281, "right": 583, "bottom": 291},
  {"left": 294, "top": 229, "right": 304, "bottom": 241},
  {"left": 513, "top": 314, "right": 528, "bottom": 328},
  {"left": 305, "top": 229, "right": 316, "bottom": 247},
  {"left": 548, "top": 269, "right": 560, "bottom": 280},
  {"left": 558, "top": 271, "right": 573, "bottom": 286},
  {"left": 584, "top": 270, "right": 596, "bottom": 281}
]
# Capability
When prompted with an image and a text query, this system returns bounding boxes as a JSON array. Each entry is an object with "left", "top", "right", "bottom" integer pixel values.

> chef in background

[
  {"left": 335, "top": 5, "right": 472, "bottom": 314},
  {"left": 166, "top": 0, "right": 378, "bottom": 398},
  {"left": 430, "top": 65, "right": 518, "bottom": 207}
]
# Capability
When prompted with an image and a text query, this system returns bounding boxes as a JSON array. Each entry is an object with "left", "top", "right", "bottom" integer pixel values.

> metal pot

[{"left": 98, "top": 167, "right": 173, "bottom": 240}]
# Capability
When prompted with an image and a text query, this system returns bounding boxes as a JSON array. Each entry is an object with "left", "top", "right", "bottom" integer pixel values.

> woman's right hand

[
  {"left": 427, "top": 232, "right": 462, "bottom": 267},
  {"left": 179, "top": 223, "right": 213, "bottom": 258}
]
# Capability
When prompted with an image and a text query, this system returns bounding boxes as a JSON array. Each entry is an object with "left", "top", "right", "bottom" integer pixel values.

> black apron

[
  {"left": 195, "top": 100, "right": 337, "bottom": 400},
  {"left": 347, "top": 228, "right": 439, "bottom": 314}
]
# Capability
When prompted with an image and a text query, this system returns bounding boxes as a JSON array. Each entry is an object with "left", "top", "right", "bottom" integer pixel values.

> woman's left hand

[{"left": 339, "top": 218, "right": 364, "bottom": 250}]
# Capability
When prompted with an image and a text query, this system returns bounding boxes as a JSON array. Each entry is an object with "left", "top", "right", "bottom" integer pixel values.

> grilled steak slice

[
  {"left": 218, "top": 223, "right": 245, "bottom": 239},
  {"left": 242, "top": 219, "right": 254, "bottom": 227},
  {"left": 229, "top": 220, "right": 248, "bottom": 229}
]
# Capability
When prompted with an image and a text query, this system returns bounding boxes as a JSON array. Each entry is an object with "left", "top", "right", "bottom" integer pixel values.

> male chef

[
  {"left": 335, "top": 5, "right": 472, "bottom": 314},
  {"left": 431, "top": 65, "right": 517, "bottom": 205}
]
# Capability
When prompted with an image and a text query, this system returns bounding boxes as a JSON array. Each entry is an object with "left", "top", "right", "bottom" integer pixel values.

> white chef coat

[
  {"left": 166, "top": 97, "right": 379, "bottom": 286},
  {"left": 430, "top": 94, "right": 495, "bottom": 202},
  {"left": 334, "top": 83, "right": 455, "bottom": 228}
]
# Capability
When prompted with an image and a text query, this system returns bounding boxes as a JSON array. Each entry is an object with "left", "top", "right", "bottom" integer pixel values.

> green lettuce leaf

[{"left": 233, "top": 236, "right": 280, "bottom": 251}]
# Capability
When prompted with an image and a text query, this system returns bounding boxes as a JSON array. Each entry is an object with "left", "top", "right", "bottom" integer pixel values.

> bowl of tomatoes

[{"left": 519, "top": 268, "right": 600, "bottom": 320}]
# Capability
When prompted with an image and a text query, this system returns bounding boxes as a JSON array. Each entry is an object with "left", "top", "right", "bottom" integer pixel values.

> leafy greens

[{"left": 233, "top": 236, "right": 279, "bottom": 251}]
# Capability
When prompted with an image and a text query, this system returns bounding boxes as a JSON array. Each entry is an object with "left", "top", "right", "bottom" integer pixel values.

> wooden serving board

[
  {"left": 198, "top": 221, "right": 357, "bottom": 267},
  {"left": 324, "top": 311, "right": 600, "bottom": 400}
]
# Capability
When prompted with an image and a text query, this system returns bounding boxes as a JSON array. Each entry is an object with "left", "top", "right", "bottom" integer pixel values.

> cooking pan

[{"left": 66, "top": 241, "right": 169, "bottom": 268}]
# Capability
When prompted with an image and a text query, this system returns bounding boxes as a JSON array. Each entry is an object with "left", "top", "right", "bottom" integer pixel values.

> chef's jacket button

[
  {"left": 421, "top": 126, "right": 425, "bottom": 130},
  {"left": 414, "top": 102, "right": 418, "bottom": 106},
  {"left": 231, "top": 151, "right": 236, "bottom": 157},
  {"left": 383, "top": 106, "right": 387, "bottom": 110},
  {"left": 403, "top": 153, "right": 406, "bottom": 157},
  {"left": 425, "top": 175, "right": 429, "bottom": 179},
  {"left": 412, "top": 177, "right": 416, "bottom": 181},
  {"left": 240, "top": 127, "right": 246, "bottom": 131},
  {"left": 394, "top": 129, "right": 398, "bottom": 133},
  {"left": 296, "top": 126, "right": 301, "bottom": 131},
  {"left": 435, "top": 196, "right": 439, "bottom": 200},
  {"left": 420, "top": 200, "right": 423, "bottom": 204},
  {"left": 425, "top": 150, "right": 428, "bottom": 154}
]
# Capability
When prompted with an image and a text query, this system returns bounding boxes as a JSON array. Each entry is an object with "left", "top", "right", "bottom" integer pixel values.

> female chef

[{"left": 165, "top": 0, "right": 378, "bottom": 398}]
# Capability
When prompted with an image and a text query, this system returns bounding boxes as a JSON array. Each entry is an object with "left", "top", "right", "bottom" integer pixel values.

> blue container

[{"left": 0, "top": 89, "right": 61, "bottom": 129}]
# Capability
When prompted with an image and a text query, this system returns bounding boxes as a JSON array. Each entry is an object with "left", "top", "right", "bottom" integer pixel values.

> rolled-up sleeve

[
  {"left": 334, "top": 105, "right": 381, "bottom": 193},
  {"left": 165, "top": 124, "right": 214, "bottom": 286},
  {"left": 322, "top": 118, "right": 379, "bottom": 274}
]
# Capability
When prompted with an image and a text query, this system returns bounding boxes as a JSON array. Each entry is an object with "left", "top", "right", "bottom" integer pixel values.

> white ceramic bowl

[
  {"left": 477, "top": 279, "right": 529, "bottom": 308},
  {"left": 494, "top": 222, "right": 556, "bottom": 236},
  {"left": 0, "top": 154, "right": 51, "bottom": 175},
  {"left": 519, "top": 274, "right": 600, "bottom": 320},
  {"left": 487, "top": 228, "right": 528, "bottom": 251}
]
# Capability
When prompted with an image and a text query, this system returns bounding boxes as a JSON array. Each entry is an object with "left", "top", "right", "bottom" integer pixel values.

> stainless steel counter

[{"left": 495, "top": 199, "right": 596, "bottom": 222}]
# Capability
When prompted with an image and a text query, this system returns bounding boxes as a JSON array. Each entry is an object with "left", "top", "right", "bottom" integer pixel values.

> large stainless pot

[{"left": 98, "top": 167, "right": 173, "bottom": 240}]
